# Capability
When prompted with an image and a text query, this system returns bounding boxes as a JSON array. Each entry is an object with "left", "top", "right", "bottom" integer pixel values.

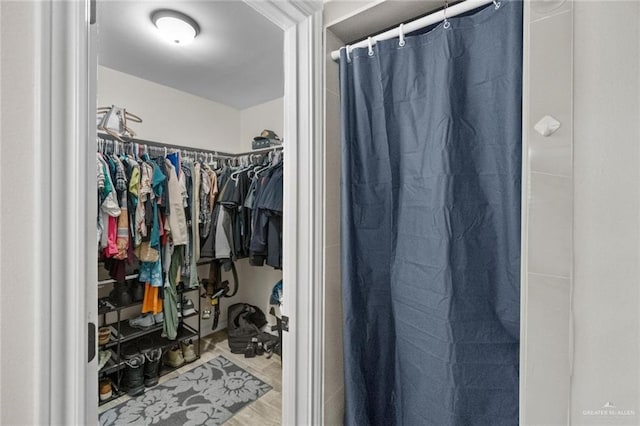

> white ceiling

[{"left": 97, "top": 1, "right": 284, "bottom": 110}]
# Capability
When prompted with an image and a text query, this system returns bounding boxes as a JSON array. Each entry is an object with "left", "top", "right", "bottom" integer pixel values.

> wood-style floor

[{"left": 98, "top": 330, "right": 282, "bottom": 425}]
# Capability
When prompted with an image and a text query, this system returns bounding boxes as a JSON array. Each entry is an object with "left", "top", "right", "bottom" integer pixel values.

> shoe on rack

[
  {"left": 129, "top": 281, "right": 144, "bottom": 302},
  {"left": 121, "top": 342, "right": 140, "bottom": 360},
  {"left": 154, "top": 312, "right": 164, "bottom": 324},
  {"left": 121, "top": 354, "right": 145, "bottom": 397},
  {"left": 163, "top": 345, "right": 185, "bottom": 368},
  {"left": 98, "top": 350, "right": 112, "bottom": 371},
  {"left": 181, "top": 339, "right": 197, "bottom": 363},
  {"left": 143, "top": 348, "right": 163, "bottom": 387},
  {"left": 98, "top": 327, "right": 111, "bottom": 345},
  {"left": 129, "top": 314, "right": 155, "bottom": 330},
  {"left": 99, "top": 378, "right": 112, "bottom": 401},
  {"left": 109, "top": 282, "right": 131, "bottom": 306},
  {"left": 137, "top": 336, "right": 155, "bottom": 355},
  {"left": 181, "top": 299, "right": 197, "bottom": 317}
]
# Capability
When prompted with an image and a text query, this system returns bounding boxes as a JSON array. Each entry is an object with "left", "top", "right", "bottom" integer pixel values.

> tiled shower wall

[
  {"left": 521, "top": 1, "right": 574, "bottom": 424},
  {"left": 571, "top": 1, "right": 640, "bottom": 424},
  {"left": 323, "top": 28, "right": 345, "bottom": 426},
  {"left": 523, "top": 1, "right": 640, "bottom": 425}
]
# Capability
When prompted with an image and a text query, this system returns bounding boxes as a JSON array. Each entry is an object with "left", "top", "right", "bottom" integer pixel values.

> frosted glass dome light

[{"left": 152, "top": 10, "right": 200, "bottom": 45}]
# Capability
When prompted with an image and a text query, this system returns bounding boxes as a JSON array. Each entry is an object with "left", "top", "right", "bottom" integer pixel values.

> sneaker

[
  {"left": 143, "top": 348, "right": 163, "bottom": 387},
  {"left": 98, "top": 350, "right": 111, "bottom": 370},
  {"left": 129, "top": 314, "right": 155, "bottom": 330},
  {"left": 154, "top": 312, "right": 164, "bottom": 324},
  {"left": 181, "top": 339, "right": 197, "bottom": 363},
  {"left": 99, "top": 378, "right": 112, "bottom": 401},
  {"left": 163, "top": 345, "right": 185, "bottom": 368},
  {"left": 182, "top": 299, "right": 197, "bottom": 317}
]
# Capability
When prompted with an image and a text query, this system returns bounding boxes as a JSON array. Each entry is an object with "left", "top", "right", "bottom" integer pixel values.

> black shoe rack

[{"left": 97, "top": 277, "right": 202, "bottom": 406}]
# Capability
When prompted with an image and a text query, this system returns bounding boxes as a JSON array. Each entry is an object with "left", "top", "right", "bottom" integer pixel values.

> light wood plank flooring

[{"left": 98, "top": 330, "right": 282, "bottom": 425}]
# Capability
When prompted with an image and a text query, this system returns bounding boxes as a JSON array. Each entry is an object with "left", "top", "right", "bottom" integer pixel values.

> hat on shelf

[{"left": 252, "top": 129, "right": 282, "bottom": 150}]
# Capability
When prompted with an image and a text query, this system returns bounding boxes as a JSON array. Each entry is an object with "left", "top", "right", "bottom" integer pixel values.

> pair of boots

[
  {"left": 109, "top": 281, "right": 145, "bottom": 306},
  {"left": 163, "top": 340, "right": 197, "bottom": 368},
  {"left": 120, "top": 348, "right": 163, "bottom": 396}
]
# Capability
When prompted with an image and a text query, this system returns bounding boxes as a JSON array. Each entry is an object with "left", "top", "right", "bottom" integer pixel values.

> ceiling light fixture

[{"left": 151, "top": 10, "right": 200, "bottom": 45}]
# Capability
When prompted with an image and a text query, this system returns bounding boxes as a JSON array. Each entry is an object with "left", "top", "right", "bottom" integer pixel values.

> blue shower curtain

[{"left": 339, "top": 2, "right": 522, "bottom": 425}]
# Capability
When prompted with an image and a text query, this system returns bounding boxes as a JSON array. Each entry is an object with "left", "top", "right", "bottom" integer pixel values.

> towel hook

[
  {"left": 367, "top": 37, "right": 374, "bottom": 57},
  {"left": 398, "top": 23, "right": 406, "bottom": 47},
  {"left": 443, "top": 0, "right": 451, "bottom": 29}
]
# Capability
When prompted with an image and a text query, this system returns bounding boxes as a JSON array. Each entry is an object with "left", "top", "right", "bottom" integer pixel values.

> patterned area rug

[{"left": 99, "top": 356, "right": 271, "bottom": 425}]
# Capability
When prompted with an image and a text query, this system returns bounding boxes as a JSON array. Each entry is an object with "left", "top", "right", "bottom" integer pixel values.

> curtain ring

[
  {"left": 344, "top": 45, "right": 352, "bottom": 63},
  {"left": 398, "top": 23, "right": 406, "bottom": 47},
  {"left": 443, "top": 0, "right": 451, "bottom": 29},
  {"left": 367, "top": 37, "right": 374, "bottom": 57},
  {"left": 493, "top": 0, "right": 501, "bottom": 9}
]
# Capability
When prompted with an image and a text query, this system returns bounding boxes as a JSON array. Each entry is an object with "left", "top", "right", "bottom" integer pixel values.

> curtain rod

[{"left": 330, "top": 0, "right": 494, "bottom": 61}]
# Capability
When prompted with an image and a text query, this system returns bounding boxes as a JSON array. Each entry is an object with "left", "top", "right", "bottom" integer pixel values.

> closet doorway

[{"left": 85, "top": 1, "right": 323, "bottom": 425}]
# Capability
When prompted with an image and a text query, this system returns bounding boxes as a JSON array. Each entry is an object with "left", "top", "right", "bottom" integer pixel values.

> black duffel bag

[{"left": 227, "top": 303, "right": 278, "bottom": 354}]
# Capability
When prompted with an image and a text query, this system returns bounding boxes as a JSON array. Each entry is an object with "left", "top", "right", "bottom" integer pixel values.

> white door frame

[{"left": 33, "top": 1, "right": 324, "bottom": 424}]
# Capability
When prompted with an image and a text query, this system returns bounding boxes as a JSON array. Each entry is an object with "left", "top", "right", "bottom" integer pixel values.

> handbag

[{"left": 134, "top": 241, "right": 160, "bottom": 262}]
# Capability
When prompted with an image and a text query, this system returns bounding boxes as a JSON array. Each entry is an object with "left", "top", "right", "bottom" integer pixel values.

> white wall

[
  {"left": 572, "top": 2, "right": 640, "bottom": 424},
  {"left": 97, "top": 66, "right": 241, "bottom": 153},
  {"left": 98, "top": 65, "right": 285, "bottom": 155},
  {"left": 0, "top": 2, "right": 38, "bottom": 424},
  {"left": 239, "top": 97, "right": 284, "bottom": 151}
]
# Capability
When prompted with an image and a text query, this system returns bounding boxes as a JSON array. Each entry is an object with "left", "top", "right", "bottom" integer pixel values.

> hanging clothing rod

[
  {"left": 97, "top": 131, "right": 283, "bottom": 159},
  {"left": 97, "top": 131, "right": 235, "bottom": 158},
  {"left": 233, "top": 146, "right": 283, "bottom": 157},
  {"left": 330, "top": 0, "right": 494, "bottom": 61}
]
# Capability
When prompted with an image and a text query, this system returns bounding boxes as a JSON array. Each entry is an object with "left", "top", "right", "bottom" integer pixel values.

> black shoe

[
  {"left": 121, "top": 354, "right": 145, "bottom": 396},
  {"left": 129, "top": 281, "right": 145, "bottom": 302},
  {"left": 143, "top": 348, "right": 162, "bottom": 387},
  {"left": 109, "top": 282, "right": 132, "bottom": 306},
  {"left": 244, "top": 342, "right": 256, "bottom": 358}
]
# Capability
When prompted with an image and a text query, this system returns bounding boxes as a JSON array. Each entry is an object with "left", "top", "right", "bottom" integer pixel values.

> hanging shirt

[
  {"left": 149, "top": 160, "right": 167, "bottom": 250},
  {"left": 189, "top": 161, "right": 201, "bottom": 287},
  {"left": 199, "top": 166, "right": 212, "bottom": 239},
  {"left": 135, "top": 161, "right": 153, "bottom": 246},
  {"left": 165, "top": 159, "right": 188, "bottom": 245}
]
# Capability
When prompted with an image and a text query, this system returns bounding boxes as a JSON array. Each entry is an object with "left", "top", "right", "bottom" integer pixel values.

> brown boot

[{"left": 163, "top": 345, "right": 185, "bottom": 368}]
